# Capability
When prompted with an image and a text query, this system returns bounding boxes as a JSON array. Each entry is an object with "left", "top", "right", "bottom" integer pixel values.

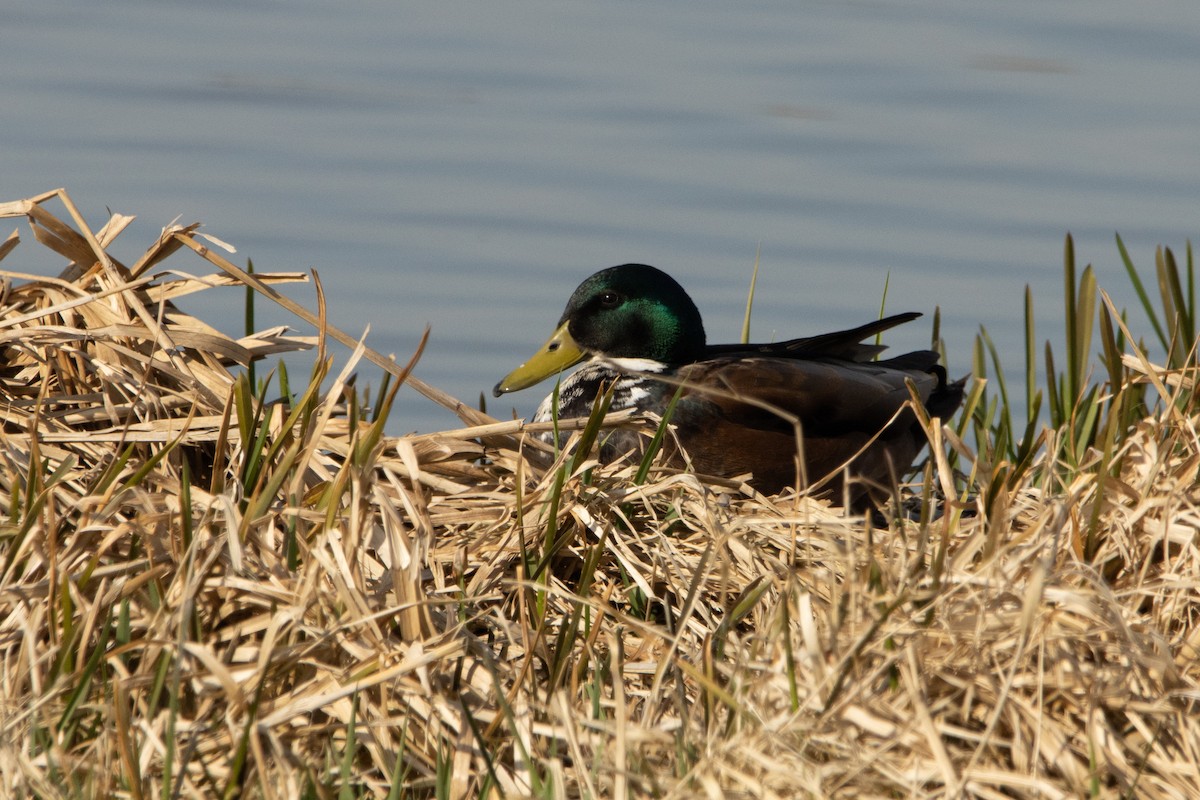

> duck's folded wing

[
  {"left": 704, "top": 312, "right": 923, "bottom": 363},
  {"left": 671, "top": 356, "right": 941, "bottom": 435},
  {"left": 662, "top": 356, "right": 952, "bottom": 501}
]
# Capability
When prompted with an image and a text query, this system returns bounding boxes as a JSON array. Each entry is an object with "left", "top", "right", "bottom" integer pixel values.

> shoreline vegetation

[{"left": 0, "top": 189, "right": 1197, "bottom": 799}]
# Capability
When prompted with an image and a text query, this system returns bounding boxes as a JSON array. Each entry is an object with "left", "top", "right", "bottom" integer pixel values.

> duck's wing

[
  {"left": 673, "top": 354, "right": 939, "bottom": 436},
  {"left": 664, "top": 354, "right": 962, "bottom": 501},
  {"left": 703, "top": 312, "right": 923, "bottom": 363}
]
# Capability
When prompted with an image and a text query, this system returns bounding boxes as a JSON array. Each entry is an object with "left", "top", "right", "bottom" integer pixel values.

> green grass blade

[
  {"left": 741, "top": 245, "right": 761, "bottom": 344},
  {"left": 1116, "top": 231, "right": 1168, "bottom": 349}
]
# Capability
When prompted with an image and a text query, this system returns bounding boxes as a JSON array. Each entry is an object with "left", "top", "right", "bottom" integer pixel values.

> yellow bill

[{"left": 493, "top": 320, "right": 587, "bottom": 396}]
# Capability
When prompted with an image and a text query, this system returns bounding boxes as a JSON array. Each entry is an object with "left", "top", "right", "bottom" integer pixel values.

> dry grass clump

[{"left": 0, "top": 190, "right": 1198, "bottom": 799}]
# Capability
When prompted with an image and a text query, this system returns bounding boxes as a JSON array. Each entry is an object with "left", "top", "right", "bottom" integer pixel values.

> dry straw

[{"left": 0, "top": 189, "right": 1197, "bottom": 799}]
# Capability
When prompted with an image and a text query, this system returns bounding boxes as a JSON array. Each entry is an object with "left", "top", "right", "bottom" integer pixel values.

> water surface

[{"left": 5, "top": 0, "right": 1198, "bottom": 432}]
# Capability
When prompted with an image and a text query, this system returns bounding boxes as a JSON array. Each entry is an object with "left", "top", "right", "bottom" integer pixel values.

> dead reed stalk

[{"left": 0, "top": 190, "right": 1197, "bottom": 799}]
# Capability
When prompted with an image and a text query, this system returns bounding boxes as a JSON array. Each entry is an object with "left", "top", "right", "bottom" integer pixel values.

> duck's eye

[{"left": 599, "top": 291, "right": 621, "bottom": 308}]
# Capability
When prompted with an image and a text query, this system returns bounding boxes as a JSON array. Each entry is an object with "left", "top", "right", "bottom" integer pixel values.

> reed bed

[{"left": 0, "top": 189, "right": 1197, "bottom": 799}]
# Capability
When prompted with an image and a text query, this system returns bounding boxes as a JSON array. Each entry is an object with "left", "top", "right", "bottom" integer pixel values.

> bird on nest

[{"left": 493, "top": 263, "right": 964, "bottom": 507}]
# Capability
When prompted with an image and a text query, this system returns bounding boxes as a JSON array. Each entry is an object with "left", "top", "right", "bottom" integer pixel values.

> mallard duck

[{"left": 493, "top": 264, "right": 963, "bottom": 505}]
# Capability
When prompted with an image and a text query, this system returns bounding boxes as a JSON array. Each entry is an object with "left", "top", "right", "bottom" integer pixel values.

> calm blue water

[{"left": 4, "top": 0, "right": 1198, "bottom": 432}]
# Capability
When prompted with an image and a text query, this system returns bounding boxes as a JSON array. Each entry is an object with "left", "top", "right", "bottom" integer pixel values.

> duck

[{"left": 493, "top": 264, "right": 964, "bottom": 506}]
